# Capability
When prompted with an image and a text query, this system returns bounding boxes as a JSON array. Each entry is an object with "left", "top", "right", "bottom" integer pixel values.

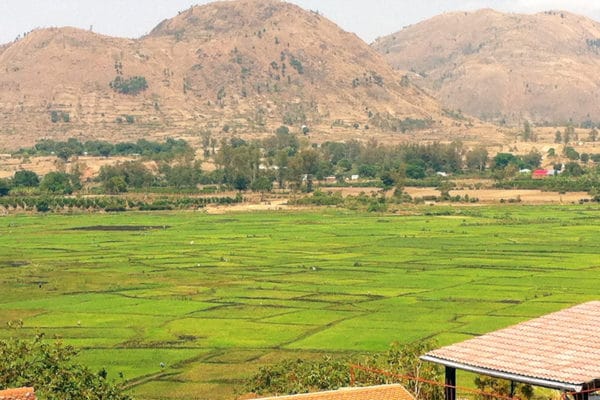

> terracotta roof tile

[
  {"left": 423, "top": 301, "right": 600, "bottom": 390},
  {"left": 254, "top": 384, "right": 415, "bottom": 400},
  {"left": 0, "top": 387, "right": 36, "bottom": 400}
]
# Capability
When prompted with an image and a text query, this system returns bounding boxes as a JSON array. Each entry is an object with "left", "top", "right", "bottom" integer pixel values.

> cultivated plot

[{"left": 0, "top": 206, "right": 599, "bottom": 399}]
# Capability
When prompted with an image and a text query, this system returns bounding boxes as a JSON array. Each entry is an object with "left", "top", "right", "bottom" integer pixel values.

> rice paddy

[{"left": 0, "top": 205, "right": 599, "bottom": 399}]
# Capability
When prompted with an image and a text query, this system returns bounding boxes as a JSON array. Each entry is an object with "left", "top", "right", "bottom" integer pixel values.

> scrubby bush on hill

[{"left": 109, "top": 76, "right": 148, "bottom": 95}]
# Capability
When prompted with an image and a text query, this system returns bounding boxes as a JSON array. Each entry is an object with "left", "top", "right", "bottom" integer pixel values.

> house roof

[
  {"left": 253, "top": 384, "right": 414, "bottom": 400},
  {"left": 0, "top": 387, "right": 36, "bottom": 400},
  {"left": 421, "top": 301, "right": 600, "bottom": 392}
]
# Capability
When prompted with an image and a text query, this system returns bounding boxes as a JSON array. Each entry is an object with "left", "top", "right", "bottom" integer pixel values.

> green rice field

[{"left": 0, "top": 205, "right": 599, "bottom": 399}]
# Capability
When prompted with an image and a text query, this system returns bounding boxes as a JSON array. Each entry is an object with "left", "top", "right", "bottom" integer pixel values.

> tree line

[
  {"left": 3, "top": 128, "right": 600, "bottom": 201},
  {"left": 15, "top": 138, "right": 193, "bottom": 161}
]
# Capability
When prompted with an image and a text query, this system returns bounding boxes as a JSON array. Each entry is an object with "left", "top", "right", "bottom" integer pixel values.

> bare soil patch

[
  {"left": 449, "top": 189, "right": 590, "bottom": 204},
  {"left": 243, "top": 186, "right": 592, "bottom": 208},
  {"left": 205, "top": 199, "right": 291, "bottom": 214}
]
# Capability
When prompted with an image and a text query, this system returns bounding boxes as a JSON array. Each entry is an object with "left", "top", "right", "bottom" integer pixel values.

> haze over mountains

[
  {"left": 373, "top": 9, "right": 600, "bottom": 125},
  {"left": 0, "top": 0, "right": 461, "bottom": 150}
]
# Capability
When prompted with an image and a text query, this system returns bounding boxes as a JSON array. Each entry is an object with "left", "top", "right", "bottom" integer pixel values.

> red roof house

[
  {"left": 532, "top": 169, "right": 550, "bottom": 179},
  {"left": 252, "top": 384, "right": 415, "bottom": 400}
]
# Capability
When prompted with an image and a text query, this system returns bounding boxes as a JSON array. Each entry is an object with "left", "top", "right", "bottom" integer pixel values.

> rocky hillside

[
  {"left": 0, "top": 0, "right": 468, "bottom": 150},
  {"left": 373, "top": 9, "right": 600, "bottom": 125}
]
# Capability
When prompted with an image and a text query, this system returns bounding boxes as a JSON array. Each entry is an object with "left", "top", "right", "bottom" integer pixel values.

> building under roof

[
  {"left": 421, "top": 301, "right": 600, "bottom": 400},
  {"left": 253, "top": 384, "right": 414, "bottom": 400}
]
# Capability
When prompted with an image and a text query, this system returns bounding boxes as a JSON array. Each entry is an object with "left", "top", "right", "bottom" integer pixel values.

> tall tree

[
  {"left": 522, "top": 120, "right": 532, "bottom": 142},
  {"left": 201, "top": 130, "right": 212, "bottom": 158},
  {"left": 215, "top": 138, "right": 260, "bottom": 188},
  {"left": 288, "top": 149, "right": 321, "bottom": 192},
  {"left": 466, "top": 146, "right": 488, "bottom": 172},
  {"left": 40, "top": 172, "right": 75, "bottom": 194},
  {"left": 563, "top": 125, "right": 575, "bottom": 144},
  {"left": 554, "top": 130, "right": 562, "bottom": 144},
  {"left": 13, "top": 170, "right": 40, "bottom": 187}
]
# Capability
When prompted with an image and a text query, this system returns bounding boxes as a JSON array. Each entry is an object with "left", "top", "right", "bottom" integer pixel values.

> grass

[{"left": 0, "top": 205, "right": 599, "bottom": 399}]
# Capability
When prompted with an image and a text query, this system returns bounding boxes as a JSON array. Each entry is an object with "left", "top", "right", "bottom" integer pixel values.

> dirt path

[{"left": 205, "top": 199, "right": 291, "bottom": 214}]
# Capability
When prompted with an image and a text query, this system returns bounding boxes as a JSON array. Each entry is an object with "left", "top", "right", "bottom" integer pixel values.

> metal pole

[{"left": 445, "top": 366, "right": 456, "bottom": 400}]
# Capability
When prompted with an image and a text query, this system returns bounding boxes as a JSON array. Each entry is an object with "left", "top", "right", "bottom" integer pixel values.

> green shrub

[
  {"left": 0, "top": 179, "right": 10, "bottom": 196},
  {"left": 35, "top": 198, "right": 50, "bottom": 213},
  {"left": 0, "top": 334, "right": 131, "bottom": 400},
  {"left": 110, "top": 76, "right": 148, "bottom": 95},
  {"left": 290, "top": 57, "right": 304, "bottom": 74}
]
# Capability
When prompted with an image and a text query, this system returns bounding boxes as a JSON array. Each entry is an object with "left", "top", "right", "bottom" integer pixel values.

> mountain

[
  {"left": 373, "top": 9, "right": 600, "bottom": 125},
  {"left": 0, "top": 0, "right": 465, "bottom": 150}
]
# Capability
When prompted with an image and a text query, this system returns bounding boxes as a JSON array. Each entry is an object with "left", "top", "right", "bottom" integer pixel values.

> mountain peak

[
  {"left": 148, "top": 0, "right": 310, "bottom": 40},
  {"left": 0, "top": 0, "right": 463, "bottom": 150},
  {"left": 374, "top": 8, "right": 600, "bottom": 124}
]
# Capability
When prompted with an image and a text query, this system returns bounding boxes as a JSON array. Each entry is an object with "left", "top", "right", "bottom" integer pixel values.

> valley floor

[{"left": 0, "top": 205, "right": 598, "bottom": 399}]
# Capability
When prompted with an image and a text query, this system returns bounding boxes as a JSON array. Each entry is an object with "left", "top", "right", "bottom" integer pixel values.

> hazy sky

[{"left": 2, "top": 0, "right": 600, "bottom": 45}]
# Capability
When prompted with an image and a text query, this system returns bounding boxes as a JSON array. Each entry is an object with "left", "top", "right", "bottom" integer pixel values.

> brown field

[{"left": 325, "top": 186, "right": 591, "bottom": 205}]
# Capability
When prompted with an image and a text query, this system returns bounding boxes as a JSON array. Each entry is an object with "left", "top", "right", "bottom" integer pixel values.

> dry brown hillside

[
  {"left": 373, "top": 9, "right": 600, "bottom": 125},
  {"left": 0, "top": 0, "right": 484, "bottom": 151}
]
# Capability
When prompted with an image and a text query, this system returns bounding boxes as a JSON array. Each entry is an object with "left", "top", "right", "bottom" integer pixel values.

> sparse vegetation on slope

[
  {"left": 109, "top": 76, "right": 148, "bottom": 95},
  {"left": 374, "top": 9, "right": 600, "bottom": 124},
  {"left": 0, "top": 0, "right": 456, "bottom": 149}
]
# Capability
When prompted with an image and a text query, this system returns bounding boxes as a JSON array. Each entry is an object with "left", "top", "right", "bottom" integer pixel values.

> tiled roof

[
  {"left": 254, "top": 384, "right": 415, "bottom": 400},
  {"left": 0, "top": 387, "right": 36, "bottom": 400},
  {"left": 422, "top": 301, "right": 600, "bottom": 391}
]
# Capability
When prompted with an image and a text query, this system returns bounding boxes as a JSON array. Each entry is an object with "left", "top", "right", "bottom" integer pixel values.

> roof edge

[
  {"left": 420, "top": 355, "right": 583, "bottom": 392},
  {"left": 253, "top": 384, "right": 413, "bottom": 400}
]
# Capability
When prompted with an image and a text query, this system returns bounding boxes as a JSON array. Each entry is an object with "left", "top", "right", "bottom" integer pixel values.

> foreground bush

[
  {"left": 0, "top": 333, "right": 131, "bottom": 400},
  {"left": 245, "top": 341, "right": 443, "bottom": 400}
]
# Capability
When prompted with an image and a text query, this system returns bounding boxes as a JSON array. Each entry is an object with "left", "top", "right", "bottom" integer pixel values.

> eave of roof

[
  {"left": 420, "top": 355, "right": 583, "bottom": 392},
  {"left": 421, "top": 301, "right": 600, "bottom": 393}
]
